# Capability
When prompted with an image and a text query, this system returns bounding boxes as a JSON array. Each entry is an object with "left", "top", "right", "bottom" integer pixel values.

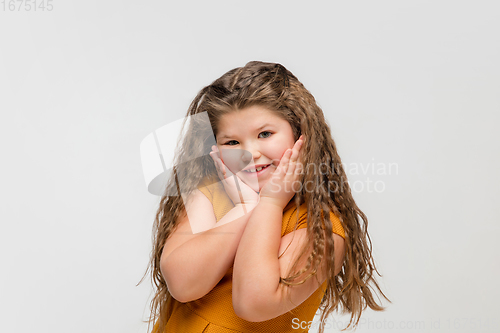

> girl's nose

[{"left": 242, "top": 146, "right": 261, "bottom": 164}]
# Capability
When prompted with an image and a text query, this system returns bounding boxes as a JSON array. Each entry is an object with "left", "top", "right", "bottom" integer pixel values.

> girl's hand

[
  {"left": 209, "top": 145, "right": 260, "bottom": 206},
  {"left": 259, "top": 135, "right": 305, "bottom": 209}
]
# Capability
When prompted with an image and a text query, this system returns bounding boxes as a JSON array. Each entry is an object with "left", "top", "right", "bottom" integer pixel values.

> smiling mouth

[{"left": 243, "top": 164, "right": 271, "bottom": 173}]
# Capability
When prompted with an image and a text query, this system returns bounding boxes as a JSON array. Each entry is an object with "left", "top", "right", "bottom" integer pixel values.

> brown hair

[{"left": 138, "top": 61, "right": 391, "bottom": 333}]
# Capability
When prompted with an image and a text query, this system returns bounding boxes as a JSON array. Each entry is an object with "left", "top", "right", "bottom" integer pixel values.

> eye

[
  {"left": 222, "top": 131, "right": 271, "bottom": 145},
  {"left": 259, "top": 131, "right": 272, "bottom": 138}
]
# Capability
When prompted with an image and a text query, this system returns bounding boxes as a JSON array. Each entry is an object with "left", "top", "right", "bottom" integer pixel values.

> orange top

[{"left": 152, "top": 178, "right": 345, "bottom": 333}]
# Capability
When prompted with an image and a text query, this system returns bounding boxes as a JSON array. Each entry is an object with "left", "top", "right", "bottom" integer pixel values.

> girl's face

[{"left": 216, "top": 105, "right": 296, "bottom": 192}]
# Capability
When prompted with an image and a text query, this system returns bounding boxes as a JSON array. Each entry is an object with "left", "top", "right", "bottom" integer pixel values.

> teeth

[{"left": 245, "top": 165, "right": 268, "bottom": 173}]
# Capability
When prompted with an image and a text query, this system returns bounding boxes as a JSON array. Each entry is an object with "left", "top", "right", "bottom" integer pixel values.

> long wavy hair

[{"left": 138, "top": 61, "right": 391, "bottom": 333}]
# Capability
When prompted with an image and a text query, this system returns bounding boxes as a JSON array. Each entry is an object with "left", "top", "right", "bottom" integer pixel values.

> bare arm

[
  {"left": 160, "top": 189, "right": 257, "bottom": 303},
  {"left": 232, "top": 198, "right": 345, "bottom": 322},
  {"left": 233, "top": 135, "right": 346, "bottom": 321}
]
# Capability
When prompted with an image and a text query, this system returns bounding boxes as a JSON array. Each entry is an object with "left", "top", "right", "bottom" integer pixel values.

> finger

[
  {"left": 209, "top": 150, "right": 218, "bottom": 171},
  {"left": 289, "top": 142, "right": 301, "bottom": 163},
  {"left": 292, "top": 137, "right": 305, "bottom": 175},
  {"left": 287, "top": 149, "right": 298, "bottom": 177},
  {"left": 211, "top": 153, "right": 225, "bottom": 181},
  {"left": 210, "top": 148, "right": 227, "bottom": 180},
  {"left": 279, "top": 149, "right": 292, "bottom": 175},
  {"left": 212, "top": 147, "right": 228, "bottom": 177},
  {"left": 287, "top": 137, "right": 303, "bottom": 171},
  {"left": 220, "top": 158, "right": 233, "bottom": 177},
  {"left": 210, "top": 148, "right": 221, "bottom": 171},
  {"left": 214, "top": 148, "right": 235, "bottom": 178},
  {"left": 293, "top": 136, "right": 304, "bottom": 155}
]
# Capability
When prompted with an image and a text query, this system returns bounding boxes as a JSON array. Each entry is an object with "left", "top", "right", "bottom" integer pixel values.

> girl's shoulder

[{"left": 282, "top": 200, "right": 346, "bottom": 239}]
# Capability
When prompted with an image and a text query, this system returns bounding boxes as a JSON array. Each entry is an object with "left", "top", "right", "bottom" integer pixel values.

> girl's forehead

[
  {"left": 219, "top": 106, "right": 284, "bottom": 126},
  {"left": 216, "top": 108, "right": 292, "bottom": 140}
]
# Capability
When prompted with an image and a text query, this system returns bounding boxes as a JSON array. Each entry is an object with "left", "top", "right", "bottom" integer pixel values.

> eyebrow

[{"left": 218, "top": 123, "right": 274, "bottom": 140}]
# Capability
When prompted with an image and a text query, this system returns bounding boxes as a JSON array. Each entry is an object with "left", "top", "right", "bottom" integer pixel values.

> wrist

[
  {"left": 235, "top": 202, "right": 258, "bottom": 208},
  {"left": 258, "top": 196, "right": 286, "bottom": 210},
  {"left": 233, "top": 202, "right": 258, "bottom": 218}
]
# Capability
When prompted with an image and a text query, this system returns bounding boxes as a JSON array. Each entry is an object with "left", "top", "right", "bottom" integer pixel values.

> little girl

[{"left": 143, "top": 61, "right": 390, "bottom": 332}]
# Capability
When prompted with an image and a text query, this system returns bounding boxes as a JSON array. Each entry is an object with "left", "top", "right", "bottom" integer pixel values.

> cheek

[
  {"left": 277, "top": 139, "right": 294, "bottom": 155},
  {"left": 270, "top": 147, "right": 288, "bottom": 165}
]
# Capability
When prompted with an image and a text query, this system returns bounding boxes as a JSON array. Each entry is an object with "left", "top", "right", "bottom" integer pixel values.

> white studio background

[{"left": 0, "top": 1, "right": 498, "bottom": 332}]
